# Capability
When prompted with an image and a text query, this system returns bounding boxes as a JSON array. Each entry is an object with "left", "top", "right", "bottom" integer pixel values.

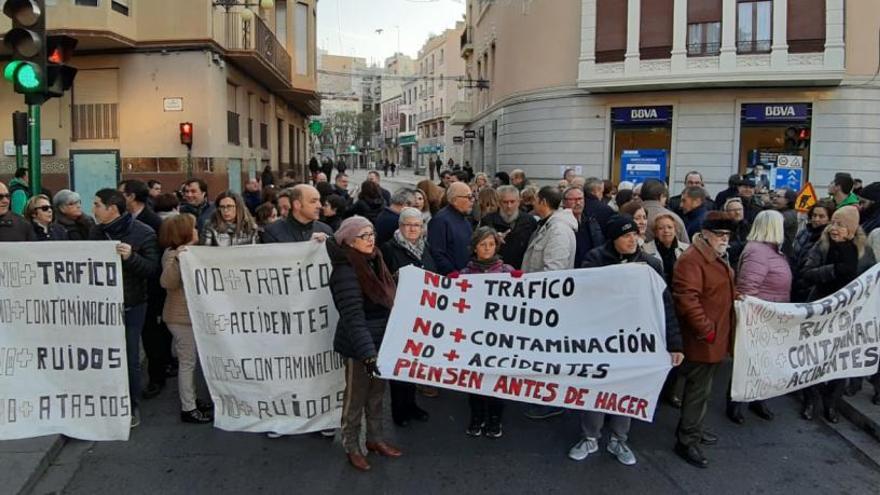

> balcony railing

[
  {"left": 223, "top": 11, "right": 292, "bottom": 82},
  {"left": 687, "top": 42, "right": 721, "bottom": 57},
  {"left": 736, "top": 39, "right": 772, "bottom": 54},
  {"left": 460, "top": 26, "right": 473, "bottom": 57}
]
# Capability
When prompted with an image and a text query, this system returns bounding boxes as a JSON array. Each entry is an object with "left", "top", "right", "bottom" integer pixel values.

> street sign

[
  {"left": 464, "top": 130, "right": 476, "bottom": 139},
  {"left": 776, "top": 154, "right": 803, "bottom": 168},
  {"left": 453, "top": 136, "right": 463, "bottom": 143},
  {"left": 774, "top": 167, "right": 803, "bottom": 190},
  {"left": 163, "top": 97, "right": 183, "bottom": 111},
  {"left": 795, "top": 182, "right": 818, "bottom": 213}
]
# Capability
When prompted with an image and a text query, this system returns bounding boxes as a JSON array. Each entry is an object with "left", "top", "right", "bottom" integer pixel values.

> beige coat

[{"left": 160, "top": 247, "right": 191, "bottom": 325}]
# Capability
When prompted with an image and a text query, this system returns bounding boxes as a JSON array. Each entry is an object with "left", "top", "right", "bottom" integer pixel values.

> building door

[
  {"left": 227, "top": 158, "right": 242, "bottom": 193},
  {"left": 69, "top": 150, "right": 120, "bottom": 216},
  {"left": 248, "top": 159, "right": 258, "bottom": 181},
  {"left": 610, "top": 106, "right": 673, "bottom": 184}
]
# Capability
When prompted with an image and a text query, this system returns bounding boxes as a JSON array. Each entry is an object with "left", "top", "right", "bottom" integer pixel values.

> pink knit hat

[{"left": 335, "top": 216, "right": 373, "bottom": 246}]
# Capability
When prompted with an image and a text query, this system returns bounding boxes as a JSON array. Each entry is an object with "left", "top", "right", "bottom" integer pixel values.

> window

[
  {"left": 295, "top": 2, "right": 308, "bottom": 75},
  {"left": 75, "top": 0, "right": 99, "bottom": 6},
  {"left": 737, "top": 0, "right": 772, "bottom": 54},
  {"left": 275, "top": 0, "right": 288, "bottom": 44},
  {"left": 440, "top": 49, "right": 444, "bottom": 64},
  {"left": 111, "top": 0, "right": 129, "bottom": 15},
  {"left": 687, "top": 22, "right": 721, "bottom": 55},
  {"left": 596, "top": 0, "right": 628, "bottom": 63},
  {"left": 260, "top": 100, "right": 269, "bottom": 149},
  {"left": 71, "top": 69, "right": 119, "bottom": 141},
  {"left": 227, "top": 83, "right": 240, "bottom": 145}
]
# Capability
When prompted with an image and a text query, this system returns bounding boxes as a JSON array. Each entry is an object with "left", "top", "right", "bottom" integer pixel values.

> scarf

[
  {"left": 466, "top": 256, "right": 502, "bottom": 272},
  {"left": 394, "top": 229, "right": 426, "bottom": 261},
  {"left": 344, "top": 245, "right": 397, "bottom": 309}
]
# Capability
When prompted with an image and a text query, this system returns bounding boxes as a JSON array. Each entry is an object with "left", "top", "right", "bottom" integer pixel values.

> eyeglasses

[
  {"left": 0, "top": 193, "right": 9, "bottom": 200},
  {"left": 710, "top": 230, "right": 732, "bottom": 239},
  {"left": 35, "top": 205, "right": 52, "bottom": 212},
  {"left": 356, "top": 232, "right": 376, "bottom": 240},
  {"left": 218, "top": 204, "right": 236, "bottom": 210},
  {"left": 456, "top": 194, "right": 475, "bottom": 201}
]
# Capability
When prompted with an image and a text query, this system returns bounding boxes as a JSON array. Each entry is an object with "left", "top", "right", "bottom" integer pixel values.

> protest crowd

[{"left": 2, "top": 160, "right": 880, "bottom": 473}]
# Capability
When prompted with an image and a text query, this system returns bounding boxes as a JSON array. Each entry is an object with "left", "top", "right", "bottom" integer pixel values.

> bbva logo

[
  {"left": 631, "top": 108, "right": 659, "bottom": 119},
  {"left": 765, "top": 105, "right": 796, "bottom": 117}
]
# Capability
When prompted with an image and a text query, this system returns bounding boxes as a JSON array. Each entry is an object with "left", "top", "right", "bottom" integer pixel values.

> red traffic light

[
  {"left": 798, "top": 128, "right": 810, "bottom": 140},
  {"left": 179, "top": 122, "right": 193, "bottom": 146}
]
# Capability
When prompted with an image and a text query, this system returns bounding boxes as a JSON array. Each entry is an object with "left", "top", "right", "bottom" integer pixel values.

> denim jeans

[{"left": 125, "top": 303, "right": 147, "bottom": 409}]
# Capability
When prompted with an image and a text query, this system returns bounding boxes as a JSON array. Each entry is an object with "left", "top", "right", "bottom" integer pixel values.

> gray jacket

[{"left": 521, "top": 208, "right": 578, "bottom": 273}]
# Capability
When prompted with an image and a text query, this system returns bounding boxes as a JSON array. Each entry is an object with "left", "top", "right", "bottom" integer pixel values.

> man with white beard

[
  {"left": 671, "top": 211, "right": 738, "bottom": 469},
  {"left": 478, "top": 185, "right": 537, "bottom": 270}
]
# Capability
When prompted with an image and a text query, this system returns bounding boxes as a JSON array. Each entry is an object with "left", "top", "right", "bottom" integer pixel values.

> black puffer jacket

[
  {"left": 380, "top": 237, "right": 437, "bottom": 278},
  {"left": 799, "top": 231, "right": 876, "bottom": 301},
  {"left": 89, "top": 214, "right": 160, "bottom": 308},
  {"left": 349, "top": 198, "right": 384, "bottom": 224},
  {"left": 56, "top": 213, "right": 95, "bottom": 241},
  {"left": 329, "top": 241, "right": 392, "bottom": 361},
  {"left": 582, "top": 243, "right": 683, "bottom": 352},
  {"left": 31, "top": 221, "right": 68, "bottom": 241}
]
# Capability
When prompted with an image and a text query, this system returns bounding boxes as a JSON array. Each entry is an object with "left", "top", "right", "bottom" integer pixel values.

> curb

[
  {"left": 839, "top": 388, "right": 880, "bottom": 442},
  {"left": 1, "top": 434, "right": 67, "bottom": 495}
]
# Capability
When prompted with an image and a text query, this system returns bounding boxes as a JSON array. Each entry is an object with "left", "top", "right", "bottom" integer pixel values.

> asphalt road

[{"left": 32, "top": 365, "right": 880, "bottom": 495}]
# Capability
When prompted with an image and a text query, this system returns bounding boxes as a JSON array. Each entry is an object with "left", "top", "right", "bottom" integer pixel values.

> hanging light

[
  {"left": 259, "top": 0, "right": 275, "bottom": 9},
  {"left": 240, "top": 7, "right": 254, "bottom": 21}
]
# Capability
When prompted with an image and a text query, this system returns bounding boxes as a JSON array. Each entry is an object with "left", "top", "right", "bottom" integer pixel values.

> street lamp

[{"left": 212, "top": 0, "right": 275, "bottom": 9}]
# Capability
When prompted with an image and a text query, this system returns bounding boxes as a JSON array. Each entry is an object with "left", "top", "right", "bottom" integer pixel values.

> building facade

[
  {"left": 416, "top": 21, "right": 467, "bottom": 171},
  {"left": 0, "top": 0, "right": 319, "bottom": 202},
  {"left": 380, "top": 53, "right": 416, "bottom": 165},
  {"left": 459, "top": 0, "right": 880, "bottom": 195}
]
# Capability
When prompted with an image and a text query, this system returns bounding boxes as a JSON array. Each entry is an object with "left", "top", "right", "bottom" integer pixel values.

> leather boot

[
  {"left": 347, "top": 453, "right": 371, "bottom": 471},
  {"left": 366, "top": 441, "right": 402, "bottom": 458},
  {"left": 748, "top": 401, "right": 774, "bottom": 421},
  {"left": 801, "top": 402, "right": 815, "bottom": 420},
  {"left": 726, "top": 403, "right": 745, "bottom": 424}
]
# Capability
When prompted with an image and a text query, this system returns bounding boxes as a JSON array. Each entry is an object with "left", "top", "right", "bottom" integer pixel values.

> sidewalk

[
  {"left": 0, "top": 435, "right": 66, "bottom": 495},
  {"left": 840, "top": 386, "right": 880, "bottom": 442}
]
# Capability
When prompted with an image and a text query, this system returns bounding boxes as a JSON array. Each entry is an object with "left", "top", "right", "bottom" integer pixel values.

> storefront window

[
  {"left": 739, "top": 103, "right": 811, "bottom": 192},
  {"left": 610, "top": 106, "right": 673, "bottom": 184}
]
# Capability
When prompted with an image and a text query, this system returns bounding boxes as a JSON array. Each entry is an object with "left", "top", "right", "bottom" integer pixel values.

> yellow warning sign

[{"left": 795, "top": 182, "right": 818, "bottom": 213}]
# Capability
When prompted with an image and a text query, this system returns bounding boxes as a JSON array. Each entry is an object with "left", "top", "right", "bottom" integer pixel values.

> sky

[{"left": 317, "top": 0, "right": 465, "bottom": 66}]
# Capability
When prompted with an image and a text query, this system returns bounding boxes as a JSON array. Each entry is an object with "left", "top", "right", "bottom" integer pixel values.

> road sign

[
  {"left": 776, "top": 154, "right": 803, "bottom": 168},
  {"left": 774, "top": 167, "right": 803, "bottom": 190},
  {"left": 464, "top": 130, "right": 476, "bottom": 139},
  {"left": 795, "top": 182, "right": 818, "bottom": 213}
]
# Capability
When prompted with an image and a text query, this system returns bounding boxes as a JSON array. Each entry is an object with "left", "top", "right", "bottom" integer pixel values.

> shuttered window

[
  {"left": 596, "top": 0, "right": 628, "bottom": 63},
  {"left": 787, "top": 0, "right": 825, "bottom": 53},
  {"left": 72, "top": 69, "right": 119, "bottom": 141},
  {"left": 640, "top": 0, "right": 674, "bottom": 59}
]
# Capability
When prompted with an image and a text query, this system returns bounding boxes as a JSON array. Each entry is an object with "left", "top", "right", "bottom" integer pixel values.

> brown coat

[
  {"left": 672, "top": 235, "right": 737, "bottom": 363},
  {"left": 160, "top": 248, "right": 191, "bottom": 326}
]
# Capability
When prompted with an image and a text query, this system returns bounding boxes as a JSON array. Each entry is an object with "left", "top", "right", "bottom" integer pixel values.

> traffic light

[
  {"left": 180, "top": 122, "right": 193, "bottom": 147},
  {"left": 45, "top": 35, "right": 77, "bottom": 97},
  {"left": 12, "top": 110, "right": 27, "bottom": 146},
  {"left": 3, "top": 0, "right": 47, "bottom": 98}
]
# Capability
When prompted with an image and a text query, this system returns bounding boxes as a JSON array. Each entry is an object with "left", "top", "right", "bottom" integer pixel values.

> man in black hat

[
  {"left": 568, "top": 214, "right": 683, "bottom": 466},
  {"left": 714, "top": 174, "right": 741, "bottom": 210},
  {"left": 857, "top": 181, "right": 880, "bottom": 235},
  {"left": 735, "top": 177, "right": 761, "bottom": 224}
]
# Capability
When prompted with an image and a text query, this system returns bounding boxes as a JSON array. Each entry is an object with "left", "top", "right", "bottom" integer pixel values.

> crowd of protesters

[{"left": 1, "top": 161, "right": 879, "bottom": 472}]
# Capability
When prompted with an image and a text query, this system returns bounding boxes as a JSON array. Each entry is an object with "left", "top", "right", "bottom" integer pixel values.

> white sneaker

[
  {"left": 320, "top": 429, "right": 336, "bottom": 438},
  {"left": 130, "top": 408, "right": 141, "bottom": 428},
  {"left": 266, "top": 432, "right": 283, "bottom": 439},
  {"left": 607, "top": 437, "right": 637, "bottom": 466},
  {"left": 568, "top": 437, "right": 598, "bottom": 461}
]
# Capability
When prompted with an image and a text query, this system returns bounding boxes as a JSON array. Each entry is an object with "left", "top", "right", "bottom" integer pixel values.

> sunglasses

[
  {"left": 0, "top": 193, "right": 9, "bottom": 200},
  {"left": 35, "top": 205, "right": 52, "bottom": 212}
]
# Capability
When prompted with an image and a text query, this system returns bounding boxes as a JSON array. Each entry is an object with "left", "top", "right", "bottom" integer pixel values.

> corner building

[
  {"left": 0, "top": 0, "right": 319, "bottom": 209},
  {"left": 458, "top": 0, "right": 879, "bottom": 194}
]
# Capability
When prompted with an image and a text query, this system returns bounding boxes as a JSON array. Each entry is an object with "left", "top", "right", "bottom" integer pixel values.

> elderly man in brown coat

[{"left": 672, "top": 211, "right": 738, "bottom": 469}]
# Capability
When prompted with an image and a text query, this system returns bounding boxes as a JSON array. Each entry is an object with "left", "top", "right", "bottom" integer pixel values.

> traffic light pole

[
  {"left": 14, "top": 144, "right": 23, "bottom": 171},
  {"left": 28, "top": 104, "right": 40, "bottom": 195}
]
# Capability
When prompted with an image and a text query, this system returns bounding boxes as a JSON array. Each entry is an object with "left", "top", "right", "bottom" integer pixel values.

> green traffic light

[
  {"left": 15, "top": 63, "right": 41, "bottom": 91},
  {"left": 4, "top": 61, "right": 23, "bottom": 81}
]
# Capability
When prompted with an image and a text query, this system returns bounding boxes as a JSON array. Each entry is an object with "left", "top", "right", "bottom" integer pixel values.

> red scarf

[{"left": 344, "top": 245, "right": 397, "bottom": 309}]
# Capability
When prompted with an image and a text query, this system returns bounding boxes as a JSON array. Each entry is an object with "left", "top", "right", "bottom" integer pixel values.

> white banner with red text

[
  {"left": 180, "top": 242, "right": 344, "bottom": 435},
  {"left": 0, "top": 242, "right": 130, "bottom": 441},
  {"left": 732, "top": 264, "right": 880, "bottom": 402},
  {"left": 378, "top": 264, "right": 673, "bottom": 421}
]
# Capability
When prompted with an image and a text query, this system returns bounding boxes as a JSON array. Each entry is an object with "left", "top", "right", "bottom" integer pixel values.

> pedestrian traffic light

[
  {"left": 180, "top": 122, "right": 193, "bottom": 147},
  {"left": 2, "top": 0, "right": 47, "bottom": 98},
  {"left": 45, "top": 35, "right": 78, "bottom": 98}
]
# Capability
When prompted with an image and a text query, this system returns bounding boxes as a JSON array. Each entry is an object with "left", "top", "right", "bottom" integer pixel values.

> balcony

[
  {"left": 460, "top": 26, "right": 473, "bottom": 58},
  {"left": 222, "top": 11, "right": 291, "bottom": 85},
  {"left": 450, "top": 101, "right": 471, "bottom": 125}
]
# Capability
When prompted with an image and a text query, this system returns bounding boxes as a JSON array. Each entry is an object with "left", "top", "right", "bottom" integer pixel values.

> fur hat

[{"left": 701, "top": 211, "right": 737, "bottom": 232}]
